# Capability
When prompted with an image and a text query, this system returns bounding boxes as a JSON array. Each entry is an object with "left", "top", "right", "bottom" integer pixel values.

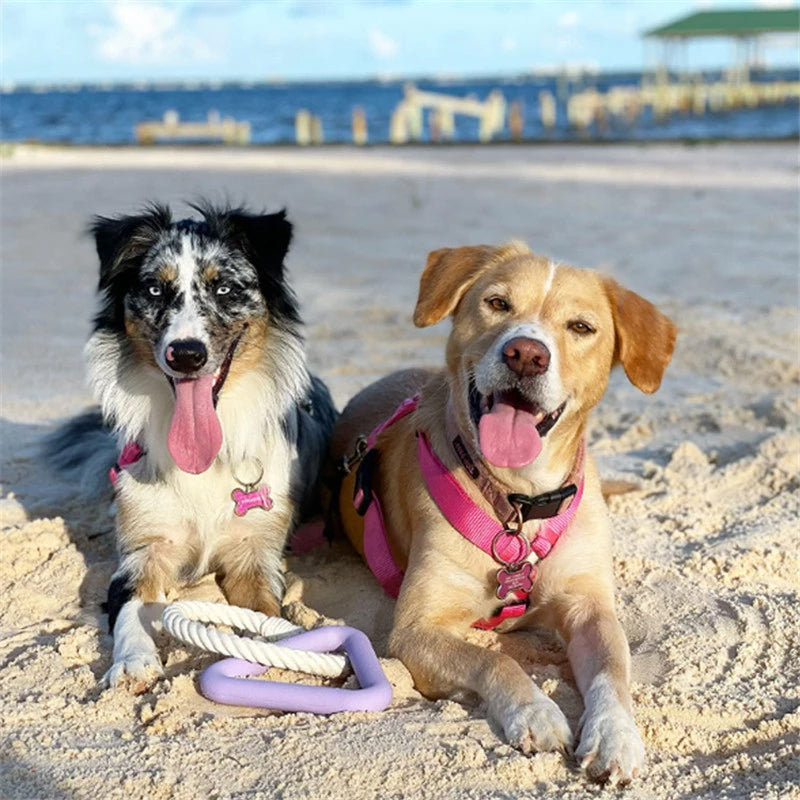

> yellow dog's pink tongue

[
  {"left": 478, "top": 397, "right": 542, "bottom": 468},
  {"left": 167, "top": 376, "right": 222, "bottom": 474}
]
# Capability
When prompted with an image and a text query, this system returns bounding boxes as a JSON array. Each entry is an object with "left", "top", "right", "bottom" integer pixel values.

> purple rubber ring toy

[{"left": 199, "top": 625, "right": 393, "bottom": 714}]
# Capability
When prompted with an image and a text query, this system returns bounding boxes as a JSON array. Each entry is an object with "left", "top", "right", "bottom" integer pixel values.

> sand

[{"left": 1, "top": 142, "right": 798, "bottom": 799}]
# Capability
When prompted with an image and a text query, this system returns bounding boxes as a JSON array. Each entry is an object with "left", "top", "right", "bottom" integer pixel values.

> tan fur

[
  {"left": 330, "top": 244, "right": 676, "bottom": 781},
  {"left": 216, "top": 571, "right": 281, "bottom": 616},
  {"left": 225, "top": 317, "right": 270, "bottom": 385},
  {"left": 124, "top": 318, "right": 159, "bottom": 368},
  {"left": 202, "top": 263, "right": 219, "bottom": 283},
  {"left": 603, "top": 277, "right": 677, "bottom": 394},
  {"left": 413, "top": 245, "right": 496, "bottom": 327},
  {"left": 158, "top": 265, "right": 178, "bottom": 283}
]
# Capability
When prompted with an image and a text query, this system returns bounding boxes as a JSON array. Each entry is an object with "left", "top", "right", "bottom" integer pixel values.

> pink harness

[
  {"left": 354, "top": 396, "right": 584, "bottom": 630},
  {"left": 109, "top": 441, "right": 144, "bottom": 486}
]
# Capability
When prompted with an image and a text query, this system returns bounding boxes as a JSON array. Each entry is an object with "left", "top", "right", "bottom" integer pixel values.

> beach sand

[{"left": 1, "top": 142, "right": 798, "bottom": 799}]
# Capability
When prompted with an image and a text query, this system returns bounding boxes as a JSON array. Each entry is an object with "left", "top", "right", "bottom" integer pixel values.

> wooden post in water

[
  {"left": 538, "top": 92, "right": 555, "bottom": 131},
  {"left": 389, "top": 103, "right": 409, "bottom": 144},
  {"left": 295, "top": 110, "right": 312, "bottom": 145},
  {"left": 438, "top": 107, "right": 455, "bottom": 140},
  {"left": 407, "top": 103, "right": 423, "bottom": 142},
  {"left": 352, "top": 107, "right": 368, "bottom": 145},
  {"left": 429, "top": 108, "right": 441, "bottom": 142},
  {"left": 692, "top": 84, "right": 707, "bottom": 115},
  {"left": 509, "top": 101, "right": 524, "bottom": 140},
  {"left": 479, "top": 89, "right": 506, "bottom": 142},
  {"left": 310, "top": 115, "right": 324, "bottom": 145},
  {"left": 429, "top": 108, "right": 455, "bottom": 142}
]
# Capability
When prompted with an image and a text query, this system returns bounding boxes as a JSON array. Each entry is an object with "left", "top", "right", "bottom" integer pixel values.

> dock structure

[
  {"left": 644, "top": 8, "right": 800, "bottom": 83},
  {"left": 560, "top": 8, "right": 800, "bottom": 134},
  {"left": 565, "top": 79, "right": 800, "bottom": 132},
  {"left": 390, "top": 83, "right": 506, "bottom": 144},
  {"left": 135, "top": 110, "right": 250, "bottom": 145}
]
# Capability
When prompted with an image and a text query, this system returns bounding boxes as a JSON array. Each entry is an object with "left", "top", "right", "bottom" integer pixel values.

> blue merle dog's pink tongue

[{"left": 167, "top": 376, "right": 222, "bottom": 474}]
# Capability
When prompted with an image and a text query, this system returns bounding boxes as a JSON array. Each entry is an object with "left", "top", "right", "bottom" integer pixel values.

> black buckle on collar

[{"left": 509, "top": 485, "right": 577, "bottom": 521}]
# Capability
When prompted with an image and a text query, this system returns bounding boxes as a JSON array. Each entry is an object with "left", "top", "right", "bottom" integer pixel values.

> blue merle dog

[{"left": 46, "top": 202, "right": 336, "bottom": 687}]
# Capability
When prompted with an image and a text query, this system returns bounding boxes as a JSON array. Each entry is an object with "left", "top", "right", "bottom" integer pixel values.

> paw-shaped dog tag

[{"left": 496, "top": 562, "right": 534, "bottom": 600}]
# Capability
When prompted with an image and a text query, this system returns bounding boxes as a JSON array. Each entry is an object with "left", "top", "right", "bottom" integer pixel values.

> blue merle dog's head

[{"left": 91, "top": 202, "right": 299, "bottom": 396}]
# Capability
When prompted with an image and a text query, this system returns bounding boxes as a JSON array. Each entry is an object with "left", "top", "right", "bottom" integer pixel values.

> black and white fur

[{"left": 45, "top": 202, "right": 336, "bottom": 687}]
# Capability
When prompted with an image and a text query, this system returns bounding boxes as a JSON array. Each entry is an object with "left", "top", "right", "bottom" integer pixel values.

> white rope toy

[{"left": 162, "top": 600, "right": 349, "bottom": 678}]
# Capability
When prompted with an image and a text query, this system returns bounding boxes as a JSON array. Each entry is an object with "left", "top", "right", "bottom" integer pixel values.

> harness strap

[
  {"left": 367, "top": 394, "right": 420, "bottom": 449},
  {"left": 109, "top": 441, "right": 144, "bottom": 486},
  {"left": 359, "top": 395, "right": 420, "bottom": 598},
  {"left": 363, "top": 499, "right": 404, "bottom": 599}
]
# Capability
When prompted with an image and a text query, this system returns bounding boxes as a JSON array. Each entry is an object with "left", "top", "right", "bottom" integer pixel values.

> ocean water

[{"left": 1, "top": 71, "right": 798, "bottom": 146}]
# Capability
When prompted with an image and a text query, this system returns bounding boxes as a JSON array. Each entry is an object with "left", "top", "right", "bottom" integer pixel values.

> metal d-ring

[
  {"left": 489, "top": 499, "right": 529, "bottom": 567},
  {"left": 231, "top": 457, "right": 264, "bottom": 492},
  {"left": 490, "top": 528, "right": 530, "bottom": 568},
  {"left": 339, "top": 435, "right": 368, "bottom": 475}
]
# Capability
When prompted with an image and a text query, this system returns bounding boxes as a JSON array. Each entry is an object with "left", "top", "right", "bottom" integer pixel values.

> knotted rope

[{"left": 162, "top": 600, "right": 349, "bottom": 678}]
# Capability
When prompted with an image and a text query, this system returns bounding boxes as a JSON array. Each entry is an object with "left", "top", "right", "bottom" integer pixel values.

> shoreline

[{"left": 2, "top": 142, "right": 796, "bottom": 191}]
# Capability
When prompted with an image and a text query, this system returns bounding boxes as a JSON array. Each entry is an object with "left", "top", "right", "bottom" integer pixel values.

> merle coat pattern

[{"left": 45, "top": 202, "right": 336, "bottom": 687}]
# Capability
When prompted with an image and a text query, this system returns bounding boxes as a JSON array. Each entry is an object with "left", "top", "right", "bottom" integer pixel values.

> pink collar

[
  {"left": 356, "top": 395, "right": 585, "bottom": 630},
  {"left": 417, "top": 431, "right": 585, "bottom": 565}
]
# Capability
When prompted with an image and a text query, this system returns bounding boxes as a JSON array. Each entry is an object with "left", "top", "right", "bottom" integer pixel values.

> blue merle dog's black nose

[{"left": 166, "top": 340, "right": 208, "bottom": 373}]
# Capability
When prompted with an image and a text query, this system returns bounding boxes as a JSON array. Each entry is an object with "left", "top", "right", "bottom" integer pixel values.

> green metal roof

[{"left": 645, "top": 8, "right": 799, "bottom": 38}]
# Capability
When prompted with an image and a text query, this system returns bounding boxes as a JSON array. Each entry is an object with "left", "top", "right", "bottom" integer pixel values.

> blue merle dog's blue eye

[
  {"left": 216, "top": 285, "right": 231, "bottom": 296},
  {"left": 148, "top": 285, "right": 162, "bottom": 297}
]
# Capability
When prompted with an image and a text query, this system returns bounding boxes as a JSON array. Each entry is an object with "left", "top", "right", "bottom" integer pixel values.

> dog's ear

[
  {"left": 91, "top": 205, "right": 172, "bottom": 290},
  {"left": 226, "top": 209, "right": 293, "bottom": 281},
  {"left": 414, "top": 245, "right": 494, "bottom": 327},
  {"left": 604, "top": 277, "right": 677, "bottom": 394},
  {"left": 218, "top": 207, "right": 299, "bottom": 326}
]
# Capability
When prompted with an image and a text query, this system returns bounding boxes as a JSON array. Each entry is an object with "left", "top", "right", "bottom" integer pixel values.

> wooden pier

[
  {"left": 389, "top": 83, "right": 506, "bottom": 144},
  {"left": 562, "top": 79, "right": 800, "bottom": 132},
  {"left": 135, "top": 110, "right": 250, "bottom": 145}
]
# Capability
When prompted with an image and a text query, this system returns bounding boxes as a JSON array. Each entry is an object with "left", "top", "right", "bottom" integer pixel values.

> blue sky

[{"left": 1, "top": 0, "right": 798, "bottom": 84}]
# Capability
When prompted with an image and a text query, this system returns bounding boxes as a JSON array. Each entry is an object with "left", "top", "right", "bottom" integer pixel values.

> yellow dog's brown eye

[
  {"left": 568, "top": 320, "right": 595, "bottom": 335},
  {"left": 487, "top": 297, "right": 511, "bottom": 312}
]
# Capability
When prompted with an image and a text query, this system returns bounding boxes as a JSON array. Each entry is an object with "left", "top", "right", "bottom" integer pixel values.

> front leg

[
  {"left": 215, "top": 524, "right": 288, "bottom": 616},
  {"left": 390, "top": 574, "right": 571, "bottom": 754},
  {"left": 557, "top": 594, "right": 645, "bottom": 783},
  {"left": 103, "top": 547, "right": 175, "bottom": 688}
]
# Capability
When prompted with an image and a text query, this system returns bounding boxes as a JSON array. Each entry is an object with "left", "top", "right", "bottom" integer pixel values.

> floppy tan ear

[
  {"left": 413, "top": 245, "right": 494, "bottom": 327},
  {"left": 604, "top": 278, "right": 677, "bottom": 394}
]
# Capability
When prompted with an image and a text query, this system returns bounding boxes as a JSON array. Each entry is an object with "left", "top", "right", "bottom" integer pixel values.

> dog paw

[
  {"left": 576, "top": 705, "right": 645, "bottom": 784},
  {"left": 103, "top": 653, "right": 163, "bottom": 689},
  {"left": 501, "top": 695, "right": 572, "bottom": 754}
]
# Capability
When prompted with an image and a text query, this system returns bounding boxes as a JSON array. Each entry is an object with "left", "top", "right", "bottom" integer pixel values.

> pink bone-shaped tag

[
  {"left": 496, "top": 561, "right": 534, "bottom": 600},
  {"left": 231, "top": 485, "right": 273, "bottom": 516}
]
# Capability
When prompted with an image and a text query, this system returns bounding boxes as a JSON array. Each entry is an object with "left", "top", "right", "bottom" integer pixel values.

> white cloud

[
  {"left": 89, "top": 1, "right": 219, "bottom": 65},
  {"left": 756, "top": 0, "right": 795, "bottom": 7},
  {"left": 368, "top": 28, "right": 399, "bottom": 60},
  {"left": 557, "top": 11, "right": 580, "bottom": 29}
]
